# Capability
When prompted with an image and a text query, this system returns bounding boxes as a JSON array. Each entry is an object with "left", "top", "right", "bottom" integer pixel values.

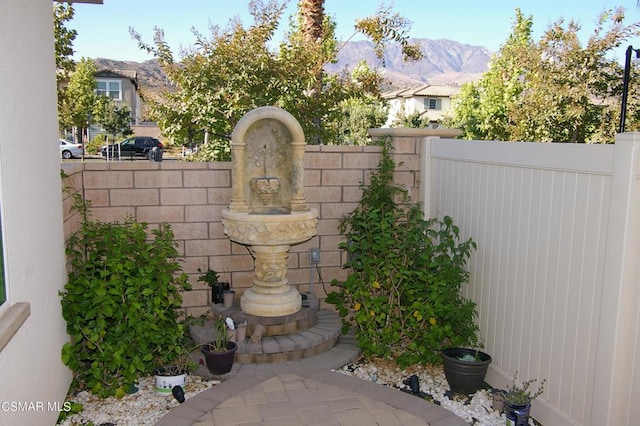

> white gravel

[
  {"left": 57, "top": 360, "right": 532, "bottom": 425},
  {"left": 58, "top": 375, "right": 219, "bottom": 426},
  {"left": 336, "top": 359, "right": 530, "bottom": 426}
]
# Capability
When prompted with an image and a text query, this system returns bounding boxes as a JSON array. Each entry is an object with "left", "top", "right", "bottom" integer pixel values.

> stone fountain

[
  {"left": 190, "top": 107, "right": 353, "bottom": 370},
  {"left": 221, "top": 106, "right": 319, "bottom": 317}
]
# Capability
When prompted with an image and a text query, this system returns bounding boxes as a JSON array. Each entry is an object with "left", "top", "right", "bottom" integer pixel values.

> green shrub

[
  {"left": 326, "top": 140, "right": 479, "bottom": 366},
  {"left": 60, "top": 194, "right": 191, "bottom": 397},
  {"left": 182, "top": 138, "right": 231, "bottom": 162},
  {"left": 86, "top": 134, "right": 107, "bottom": 154}
]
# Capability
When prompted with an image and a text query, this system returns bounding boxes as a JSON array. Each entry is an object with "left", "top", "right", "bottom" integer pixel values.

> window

[
  {"left": 97, "top": 79, "right": 122, "bottom": 100},
  {"left": 425, "top": 98, "right": 442, "bottom": 110}
]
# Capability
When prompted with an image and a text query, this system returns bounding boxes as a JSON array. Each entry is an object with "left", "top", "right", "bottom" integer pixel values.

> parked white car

[{"left": 60, "top": 139, "right": 83, "bottom": 159}]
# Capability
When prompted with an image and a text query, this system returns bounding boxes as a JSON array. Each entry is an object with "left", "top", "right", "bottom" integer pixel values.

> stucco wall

[{"left": 0, "top": 1, "right": 73, "bottom": 424}]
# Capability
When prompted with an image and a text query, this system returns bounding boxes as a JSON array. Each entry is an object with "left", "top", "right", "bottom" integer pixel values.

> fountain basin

[
  {"left": 222, "top": 208, "right": 318, "bottom": 316},
  {"left": 222, "top": 208, "right": 318, "bottom": 246}
]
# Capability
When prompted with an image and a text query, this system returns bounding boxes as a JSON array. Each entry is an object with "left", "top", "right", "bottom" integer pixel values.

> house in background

[
  {"left": 95, "top": 69, "right": 142, "bottom": 125},
  {"left": 60, "top": 68, "right": 145, "bottom": 141},
  {"left": 382, "top": 84, "right": 459, "bottom": 128},
  {"left": 93, "top": 69, "right": 165, "bottom": 142},
  {"left": 88, "top": 69, "right": 144, "bottom": 141}
]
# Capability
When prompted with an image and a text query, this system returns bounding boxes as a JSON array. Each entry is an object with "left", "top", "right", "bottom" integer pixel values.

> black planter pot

[
  {"left": 211, "top": 282, "right": 230, "bottom": 304},
  {"left": 504, "top": 398, "right": 532, "bottom": 425},
  {"left": 201, "top": 341, "right": 237, "bottom": 375},
  {"left": 441, "top": 348, "right": 492, "bottom": 394}
]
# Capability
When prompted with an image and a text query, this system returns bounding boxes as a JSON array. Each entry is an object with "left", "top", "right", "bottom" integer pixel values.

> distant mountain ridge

[
  {"left": 93, "top": 38, "right": 491, "bottom": 93},
  {"left": 328, "top": 38, "right": 491, "bottom": 88}
]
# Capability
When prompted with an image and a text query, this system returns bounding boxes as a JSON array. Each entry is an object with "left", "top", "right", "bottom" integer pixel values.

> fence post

[
  {"left": 591, "top": 132, "right": 640, "bottom": 425},
  {"left": 419, "top": 136, "right": 434, "bottom": 218}
]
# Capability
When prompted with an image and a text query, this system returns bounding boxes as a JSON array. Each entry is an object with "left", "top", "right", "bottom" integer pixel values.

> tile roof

[{"left": 382, "top": 84, "right": 459, "bottom": 99}]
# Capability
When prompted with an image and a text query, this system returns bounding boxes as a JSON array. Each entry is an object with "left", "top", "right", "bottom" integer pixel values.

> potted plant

[
  {"left": 153, "top": 345, "right": 197, "bottom": 397},
  {"left": 201, "top": 316, "right": 238, "bottom": 375},
  {"left": 503, "top": 373, "right": 546, "bottom": 425},
  {"left": 198, "top": 268, "right": 230, "bottom": 304},
  {"left": 441, "top": 347, "right": 492, "bottom": 394}
]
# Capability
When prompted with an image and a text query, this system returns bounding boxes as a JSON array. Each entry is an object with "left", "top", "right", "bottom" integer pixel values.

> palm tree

[{"left": 299, "top": 0, "right": 325, "bottom": 43}]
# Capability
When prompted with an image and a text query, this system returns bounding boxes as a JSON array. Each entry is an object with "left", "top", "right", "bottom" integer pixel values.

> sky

[{"left": 70, "top": 0, "right": 640, "bottom": 63}]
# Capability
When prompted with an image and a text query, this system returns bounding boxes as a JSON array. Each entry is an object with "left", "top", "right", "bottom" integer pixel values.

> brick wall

[{"left": 61, "top": 130, "right": 430, "bottom": 317}]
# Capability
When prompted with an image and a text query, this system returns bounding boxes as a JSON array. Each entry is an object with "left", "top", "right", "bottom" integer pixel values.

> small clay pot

[
  {"left": 223, "top": 289, "right": 235, "bottom": 308},
  {"left": 235, "top": 325, "right": 247, "bottom": 342}
]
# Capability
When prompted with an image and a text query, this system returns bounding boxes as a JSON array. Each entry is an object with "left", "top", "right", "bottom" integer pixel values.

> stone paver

[{"left": 156, "top": 334, "right": 468, "bottom": 426}]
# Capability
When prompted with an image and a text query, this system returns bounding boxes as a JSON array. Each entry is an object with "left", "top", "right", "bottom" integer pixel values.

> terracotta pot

[{"left": 201, "top": 341, "right": 238, "bottom": 375}]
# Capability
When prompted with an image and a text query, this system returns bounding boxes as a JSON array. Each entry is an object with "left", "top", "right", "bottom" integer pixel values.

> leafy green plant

[
  {"left": 60, "top": 193, "right": 191, "bottom": 397},
  {"left": 153, "top": 341, "right": 202, "bottom": 377},
  {"left": 326, "top": 140, "right": 478, "bottom": 366},
  {"left": 505, "top": 372, "right": 546, "bottom": 404},
  {"left": 207, "top": 316, "right": 230, "bottom": 353},
  {"left": 197, "top": 268, "right": 220, "bottom": 288}
]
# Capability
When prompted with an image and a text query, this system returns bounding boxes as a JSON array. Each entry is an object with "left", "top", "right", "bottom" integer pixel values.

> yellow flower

[
  {"left": 372, "top": 281, "right": 380, "bottom": 289},
  {"left": 370, "top": 310, "right": 375, "bottom": 317},
  {"left": 429, "top": 317, "right": 437, "bottom": 326},
  {"left": 354, "top": 302, "right": 361, "bottom": 311}
]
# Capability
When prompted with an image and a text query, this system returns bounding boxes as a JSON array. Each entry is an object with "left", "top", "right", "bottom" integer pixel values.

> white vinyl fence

[{"left": 419, "top": 133, "right": 640, "bottom": 426}]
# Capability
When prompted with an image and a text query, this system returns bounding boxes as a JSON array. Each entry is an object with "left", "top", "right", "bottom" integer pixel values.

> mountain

[
  {"left": 92, "top": 57, "right": 167, "bottom": 93},
  {"left": 327, "top": 38, "right": 492, "bottom": 88},
  {"left": 93, "top": 38, "right": 491, "bottom": 94}
]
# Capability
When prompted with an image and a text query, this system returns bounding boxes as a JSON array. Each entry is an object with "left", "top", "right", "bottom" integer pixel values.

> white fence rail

[{"left": 419, "top": 133, "right": 640, "bottom": 426}]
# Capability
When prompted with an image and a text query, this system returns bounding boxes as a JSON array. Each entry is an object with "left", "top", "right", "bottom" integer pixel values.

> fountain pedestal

[{"left": 242, "top": 245, "right": 300, "bottom": 316}]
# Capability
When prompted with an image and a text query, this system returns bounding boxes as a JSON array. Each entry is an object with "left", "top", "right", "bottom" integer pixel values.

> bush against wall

[
  {"left": 60, "top": 195, "right": 190, "bottom": 397},
  {"left": 326, "top": 141, "right": 479, "bottom": 366}
]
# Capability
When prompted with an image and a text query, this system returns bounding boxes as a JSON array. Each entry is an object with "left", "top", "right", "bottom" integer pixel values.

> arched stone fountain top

[
  {"left": 228, "top": 106, "right": 308, "bottom": 214},
  {"left": 231, "top": 106, "right": 305, "bottom": 147}
]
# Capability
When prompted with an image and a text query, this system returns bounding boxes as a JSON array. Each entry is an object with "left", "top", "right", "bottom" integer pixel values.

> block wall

[{"left": 61, "top": 133, "right": 425, "bottom": 317}]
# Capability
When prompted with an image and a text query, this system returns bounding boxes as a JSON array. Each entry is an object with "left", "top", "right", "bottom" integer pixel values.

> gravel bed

[
  {"left": 58, "top": 375, "right": 219, "bottom": 426},
  {"left": 337, "top": 358, "right": 530, "bottom": 425},
  {"left": 57, "top": 359, "right": 533, "bottom": 425}
]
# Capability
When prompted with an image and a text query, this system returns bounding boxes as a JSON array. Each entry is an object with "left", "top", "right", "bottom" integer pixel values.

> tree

[
  {"left": 327, "top": 61, "right": 389, "bottom": 145},
  {"left": 59, "top": 58, "right": 101, "bottom": 145},
  {"left": 393, "top": 110, "right": 432, "bottom": 129},
  {"left": 54, "top": 1, "right": 78, "bottom": 135},
  {"left": 299, "top": 0, "right": 325, "bottom": 43},
  {"left": 131, "top": 0, "right": 421, "bottom": 153},
  {"left": 53, "top": 2, "right": 77, "bottom": 80},
  {"left": 354, "top": 3, "right": 423, "bottom": 63},
  {"left": 444, "top": 8, "right": 640, "bottom": 143},
  {"left": 131, "top": 1, "right": 287, "bottom": 160},
  {"left": 93, "top": 98, "right": 133, "bottom": 144},
  {"left": 292, "top": 0, "right": 421, "bottom": 143}
]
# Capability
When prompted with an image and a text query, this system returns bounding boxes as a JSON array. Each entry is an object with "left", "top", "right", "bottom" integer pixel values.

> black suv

[{"left": 101, "top": 137, "right": 163, "bottom": 158}]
